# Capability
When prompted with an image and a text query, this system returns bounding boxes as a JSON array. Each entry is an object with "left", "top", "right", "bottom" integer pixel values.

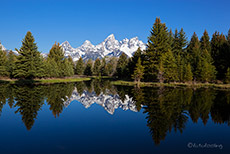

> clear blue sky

[{"left": 1, "top": 0, "right": 230, "bottom": 53}]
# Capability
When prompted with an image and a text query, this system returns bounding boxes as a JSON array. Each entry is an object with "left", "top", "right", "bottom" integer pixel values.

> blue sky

[{"left": 1, "top": 0, "right": 230, "bottom": 53}]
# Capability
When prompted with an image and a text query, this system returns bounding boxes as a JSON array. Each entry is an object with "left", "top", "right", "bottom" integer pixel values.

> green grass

[
  {"left": 111, "top": 80, "right": 230, "bottom": 90},
  {"left": 0, "top": 77, "right": 91, "bottom": 84}
]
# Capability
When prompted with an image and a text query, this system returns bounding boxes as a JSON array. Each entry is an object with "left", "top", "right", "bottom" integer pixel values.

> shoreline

[
  {"left": 111, "top": 80, "right": 230, "bottom": 90},
  {"left": 1, "top": 77, "right": 230, "bottom": 90},
  {"left": 0, "top": 77, "right": 91, "bottom": 84}
]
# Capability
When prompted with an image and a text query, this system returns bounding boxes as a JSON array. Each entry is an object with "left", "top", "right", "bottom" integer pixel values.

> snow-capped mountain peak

[
  {"left": 0, "top": 42, "right": 6, "bottom": 51},
  {"left": 61, "top": 34, "right": 146, "bottom": 61}
]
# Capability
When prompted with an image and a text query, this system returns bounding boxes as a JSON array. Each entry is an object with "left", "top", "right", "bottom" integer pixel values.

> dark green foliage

[
  {"left": 47, "top": 42, "right": 74, "bottom": 77},
  {"left": 0, "top": 47, "right": 9, "bottom": 77},
  {"left": 100, "top": 57, "right": 108, "bottom": 76},
  {"left": 106, "top": 57, "right": 117, "bottom": 76},
  {"left": 44, "top": 59, "right": 59, "bottom": 77},
  {"left": 184, "top": 63, "right": 193, "bottom": 82},
  {"left": 225, "top": 68, "right": 230, "bottom": 83},
  {"left": 6, "top": 51, "right": 16, "bottom": 78},
  {"left": 144, "top": 18, "right": 170, "bottom": 81},
  {"left": 13, "top": 31, "right": 44, "bottom": 79},
  {"left": 14, "top": 85, "right": 45, "bottom": 130},
  {"left": 186, "top": 32, "right": 201, "bottom": 74},
  {"left": 211, "top": 32, "right": 230, "bottom": 80},
  {"left": 161, "top": 50, "right": 178, "bottom": 82},
  {"left": 116, "top": 53, "right": 128, "bottom": 79},
  {"left": 75, "top": 57, "right": 85, "bottom": 75},
  {"left": 84, "top": 59, "right": 93, "bottom": 76},
  {"left": 178, "top": 28, "right": 188, "bottom": 49},
  {"left": 93, "top": 58, "right": 101, "bottom": 76},
  {"left": 128, "top": 47, "right": 143, "bottom": 78}
]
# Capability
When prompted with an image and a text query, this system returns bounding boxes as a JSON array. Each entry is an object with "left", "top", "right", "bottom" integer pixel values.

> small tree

[
  {"left": 93, "top": 58, "right": 101, "bottom": 76},
  {"left": 6, "top": 51, "right": 16, "bottom": 78},
  {"left": 132, "top": 57, "right": 144, "bottom": 86},
  {"left": 184, "top": 63, "right": 193, "bottom": 82},
  {"left": 75, "top": 57, "right": 85, "bottom": 75},
  {"left": 84, "top": 59, "right": 93, "bottom": 76}
]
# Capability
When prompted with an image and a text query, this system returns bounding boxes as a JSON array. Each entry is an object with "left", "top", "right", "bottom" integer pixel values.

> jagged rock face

[
  {"left": 61, "top": 34, "right": 146, "bottom": 61},
  {"left": 63, "top": 88, "right": 137, "bottom": 115}
]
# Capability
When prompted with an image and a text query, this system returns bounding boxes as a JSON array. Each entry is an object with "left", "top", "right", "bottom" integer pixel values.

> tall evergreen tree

[
  {"left": 13, "top": 31, "right": 44, "bottom": 79},
  {"left": 172, "top": 29, "right": 180, "bottom": 55},
  {"left": 197, "top": 30, "right": 216, "bottom": 82},
  {"left": 144, "top": 17, "right": 170, "bottom": 81},
  {"left": 75, "top": 57, "right": 85, "bottom": 75},
  {"left": 178, "top": 28, "right": 188, "bottom": 53}
]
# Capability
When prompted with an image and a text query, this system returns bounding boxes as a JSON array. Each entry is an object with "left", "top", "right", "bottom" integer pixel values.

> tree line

[
  {"left": 0, "top": 31, "right": 119, "bottom": 79},
  {"left": 116, "top": 18, "right": 230, "bottom": 84},
  {"left": 0, "top": 18, "right": 230, "bottom": 83}
]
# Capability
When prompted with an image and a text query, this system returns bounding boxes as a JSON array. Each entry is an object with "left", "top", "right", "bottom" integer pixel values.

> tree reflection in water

[{"left": 0, "top": 81, "right": 230, "bottom": 144}]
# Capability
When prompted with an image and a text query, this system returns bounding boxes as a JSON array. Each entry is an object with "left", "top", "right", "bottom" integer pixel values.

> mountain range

[
  {"left": 0, "top": 34, "right": 146, "bottom": 61},
  {"left": 61, "top": 34, "right": 146, "bottom": 61}
]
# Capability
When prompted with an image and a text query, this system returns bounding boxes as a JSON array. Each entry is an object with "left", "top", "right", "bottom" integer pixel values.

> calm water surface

[{"left": 0, "top": 80, "right": 229, "bottom": 154}]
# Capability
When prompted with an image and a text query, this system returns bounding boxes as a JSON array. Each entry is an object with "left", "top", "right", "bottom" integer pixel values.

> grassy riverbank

[
  {"left": 0, "top": 77, "right": 91, "bottom": 84},
  {"left": 111, "top": 80, "right": 230, "bottom": 89}
]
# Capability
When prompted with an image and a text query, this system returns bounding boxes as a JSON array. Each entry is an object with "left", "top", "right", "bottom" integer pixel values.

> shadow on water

[{"left": 0, "top": 79, "right": 230, "bottom": 144}]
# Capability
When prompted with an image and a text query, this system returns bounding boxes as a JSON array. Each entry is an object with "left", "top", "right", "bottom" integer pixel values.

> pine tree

[
  {"left": 93, "top": 58, "right": 101, "bottom": 76},
  {"left": 75, "top": 57, "right": 85, "bottom": 75},
  {"left": 184, "top": 63, "right": 193, "bottom": 82},
  {"left": 187, "top": 32, "right": 201, "bottom": 69},
  {"left": 116, "top": 53, "right": 128, "bottom": 79},
  {"left": 172, "top": 29, "right": 180, "bottom": 55},
  {"left": 132, "top": 57, "right": 144, "bottom": 85},
  {"left": 47, "top": 42, "right": 68, "bottom": 77},
  {"left": 197, "top": 30, "right": 216, "bottom": 82},
  {"left": 6, "top": 51, "right": 16, "bottom": 78},
  {"left": 84, "top": 59, "right": 93, "bottom": 76},
  {"left": 144, "top": 17, "right": 170, "bottom": 81},
  {"left": 0, "top": 46, "right": 9, "bottom": 77},
  {"left": 67, "top": 55, "right": 75, "bottom": 71},
  {"left": 161, "top": 50, "right": 178, "bottom": 82},
  {"left": 178, "top": 28, "right": 188, "bottom": 53},
  {"left": 13, "top": 31, "right": 44, "bottom": 79},
  {"left": 225, "top": 67, "right": 230, "bottom": 84}
]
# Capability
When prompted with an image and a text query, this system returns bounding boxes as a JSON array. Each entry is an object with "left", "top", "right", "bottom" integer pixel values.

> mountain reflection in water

[{"left": 0, "top": 79, "right": 230, "bottom": 146}]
